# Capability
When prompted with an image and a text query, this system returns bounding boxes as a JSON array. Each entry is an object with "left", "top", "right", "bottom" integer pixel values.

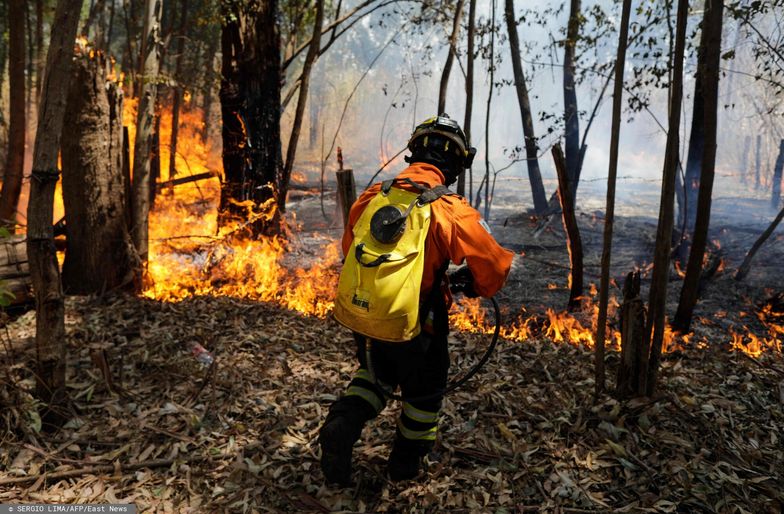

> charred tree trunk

[
  {"left": 168, "top": 0, "right": 189, "bottom": 180},
  {"left": 131, "top": 0, "right": 162, "bottom": 266},
  {"left": 673, "top": 0, "right": 724, "bottom": 333},
  {"left": 61, "top": 51, "right": 140, "bottom": 294},
  {"left": 437, "top": 0, "right": 466, "bottom": 114},
  {"left": 219, "top": 0, "right": 283, "bottom": 236},
  {"left": 595, "top": 0, "right": 632, "bottom": 397},
  {"left": 616, "top": 271, "right": 646, "bottom": 399},
  {"left": 644, "top": 0, "right": 688, "bottom": 397},
  {"left": 27, "top": 0, "right": 84, "bottom": 423},
  {"left": 552, "top": 144, "right": 583, "bottom": 310},
  {"left": 771, "top": 139, "right": 783, "bottom": 209},
  {"left": 0, "top": 0, "right": 27, "bottom": 228},
  {"left": 563, "top": 0, "right": 581, "bottom": 203},
  {"left": 734, "top": 204, "right": 784, "bottom": 282},
  {"left": 458, "top": 0, "right": 476, "bottom": 198},
  {"left": 281, "top": 0, "right": 324, "bottom": 209},
  {"left": 504, "top": 0, "right": 547, "bottom": 214}
]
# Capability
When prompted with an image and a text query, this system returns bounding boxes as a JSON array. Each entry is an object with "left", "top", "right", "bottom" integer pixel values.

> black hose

[{"left": 366, "top": 296, "right": 501, "bottom": 403}]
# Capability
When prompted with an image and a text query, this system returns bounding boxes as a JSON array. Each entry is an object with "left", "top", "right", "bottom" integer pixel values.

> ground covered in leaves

[{"left": 1, "top": 293, "right": 783, "bottom": 513}]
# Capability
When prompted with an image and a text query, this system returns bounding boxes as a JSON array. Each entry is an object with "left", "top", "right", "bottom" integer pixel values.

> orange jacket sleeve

[{"left": 433, "top": 196, "right": 514, "bottom": 297}]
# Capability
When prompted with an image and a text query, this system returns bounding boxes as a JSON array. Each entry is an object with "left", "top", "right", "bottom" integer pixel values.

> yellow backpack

[{"left": 333, "top": 179, "right": 452, "bottom": 342}]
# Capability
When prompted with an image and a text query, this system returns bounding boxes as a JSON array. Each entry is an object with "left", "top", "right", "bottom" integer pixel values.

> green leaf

[{"left": 29, "top": 409, "right": 42, "bottom": 433}]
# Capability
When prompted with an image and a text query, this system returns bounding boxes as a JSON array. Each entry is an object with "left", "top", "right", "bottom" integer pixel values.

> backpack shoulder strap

[{"left": 417, "top": 185, "right": 454, "bottom": 205}]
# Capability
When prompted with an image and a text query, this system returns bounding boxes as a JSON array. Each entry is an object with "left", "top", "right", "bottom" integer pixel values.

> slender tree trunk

[
  {"left": 35, "top": 0, "right": 44, "bottom": 104},
  {"left": 552, "top": 144, "right": 583, "bottom": 309},
  {"left": 563, "top": 0, "right": 581, "bottom": 202},
  {"left": 644, "top": 0, "right": 689, "bottom": 397},
  {"left": 771, "top": 139, "right": 783, "bottom": 209},
  {"left": 107, "top": 0, "right": 116, "bottom": 49},
  {"left": 27, "top": 0, "right": 84, "bottom": 423},
  {"left": 131, "top": 0, "right": 162, "bottom": 265},
  {"left": 281, "top": 0, "right": 324, "bottom": 209},
  {"left": 168, "top": 0, "right": 189, "bottom": 180},
  {"left": 458, "top": 0, "right": 476, "bottom": 198},
  {"left": 740, "top": 134, "right": 750, "bottom": 184},
  {"left": 0, "top": 0, "right": 27, "bottom": 228},
  {"left": 672, "top": 0, "right": 724, "bottom": 333},
  {"left": 0, "top": 0, "right": 7, "bottom": 129},
  {"left": 61, "top": 51, "right": 140, "bottom": 293},
  {"left": 679, "top": 20, "right": 708, "bottom": 264},
  {"left": 594, "top": 0, "right": 632, "bottom": 397},
  {"left": 754, "top": 134, "right": 761, "bottom": 190},
  {"left": 219, "top": 0, "right": 283, "bottom": 236},
  {"left": 437, "top": 0, "right": 466, "bottom": 114},
  {"left": 481, "top": 0, "right": 497, "bottom": 219},
  {"left": 201, "top": 33, "right": 219, "bottom": 145},
  {"left": 25, "top": 1, "right": 34, "bottom": 127},
  {"left": 504, "top": 0, "right": 546, "bottom": 213}
]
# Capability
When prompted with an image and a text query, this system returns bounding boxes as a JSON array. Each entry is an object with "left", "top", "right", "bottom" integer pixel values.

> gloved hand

[{"left": 448, "top": 266, "right": 479, "bottom": 298}]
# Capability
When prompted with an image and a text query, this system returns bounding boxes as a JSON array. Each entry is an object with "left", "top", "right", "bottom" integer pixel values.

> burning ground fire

[{"left": 129, "top": 102, "right": 782, "bottom": 359}]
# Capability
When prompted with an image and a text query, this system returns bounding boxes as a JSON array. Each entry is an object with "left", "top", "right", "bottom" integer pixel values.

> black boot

[
  {"left": 387, "top": 441, "right": 426, "bottom": 481},
  {"left": 318, "top": 401, "right": 369, "bottom": 486}
]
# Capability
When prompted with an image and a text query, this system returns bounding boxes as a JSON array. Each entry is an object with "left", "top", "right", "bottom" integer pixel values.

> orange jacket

[{"left": 342, "top": 163, "right": 514, "bottom": 303}]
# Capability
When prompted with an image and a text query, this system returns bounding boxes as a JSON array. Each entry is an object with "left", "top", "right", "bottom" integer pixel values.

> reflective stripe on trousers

[
  {"left": 398, "top": 401, "right": 439, "bottom": 442},
  {"left": 344, "top": 368, "right": 386, "bottom": 414}
]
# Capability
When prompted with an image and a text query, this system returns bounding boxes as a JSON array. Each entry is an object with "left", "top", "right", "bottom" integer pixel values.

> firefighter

[{"left": 320, "top": 114, "right": 514, "bottom": 485}]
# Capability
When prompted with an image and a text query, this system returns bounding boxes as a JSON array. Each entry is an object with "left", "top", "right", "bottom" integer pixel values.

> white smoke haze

[{"left": 281, "top": 0, "right": 782, "bottom": 221}]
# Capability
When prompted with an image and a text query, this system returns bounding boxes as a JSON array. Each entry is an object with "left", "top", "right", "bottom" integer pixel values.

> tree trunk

[
  {"left": 552, "top": 144, "right": 583, "bottom": 310},
  {"left": 740, "top": 135, "right": 750, "bottom": 184},
  {"left": 594, "top": 0, "right": 632, "bottom": 397},
  {"left": 504, "top": 0, "right": 547, "bottom": 213},
  {"left": 771, "top": 139, "right": 783, "bottom": 209},
  {"left": 61, "top": 51, "right": 140, "bottom": 294},
  {"left": 131, "top": 0, "right": 162, "bottom": 265},
  {"left": 644, "top": 0, "right": 689, "bottom": 397},
  {"left": 168, "top": 0, "right": 189, "bottom": 180},
  {"left": 281, "top": 0, "right": 324, "bottom": 209},
  {"left": 481, "top": 0, "right": 497, "bottom": 219},
  {"left": 219, "top": 0, "right": 283, "bottom": 236},
  {"left": 201, "top": 33, "right": 219, "bottom": 144},
  {"left": 26, "top": 0, "right": 84, "bottom": 424},
  {"left": 0, "top": 0, "right": 27, "bottom": 228},
  {"left": 755, "top": 134, "right": 761, "bottom": 190},
  {"left": 616, "top": 271, "right": 646, "bottom": 399},
  {"left": 0, "top": 0, "right": 7, "bottom": 129},
  {"left": 679, "top": 15, "right": 708, "bottom": 264},
  {"left": 563, "top": 0, "right": 581, "bottom": 202},
  {"left": 458, "top": 0, "right": 476, "bottom": 198},
  {"left": 672, "top": 0, "right": 724, "bottom": 333},
  {"left": 35, "top": 0, "right": 44, "bottom": 103},
  {"left": 437, "top": 0, "right": 466, "bottom": 114}
]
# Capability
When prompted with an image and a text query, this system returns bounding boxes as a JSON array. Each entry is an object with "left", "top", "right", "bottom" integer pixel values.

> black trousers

[{"left": 328, "top": 319, "right": 450, "bottom": 455}]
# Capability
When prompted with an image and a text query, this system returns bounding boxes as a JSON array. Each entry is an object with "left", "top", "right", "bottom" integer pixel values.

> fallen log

[
  {"left": 734, "top": 204, "right": 784, "bottom": 281},
  {"left": 156, "top": 171, "right": 217, "bottom": 189}
]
